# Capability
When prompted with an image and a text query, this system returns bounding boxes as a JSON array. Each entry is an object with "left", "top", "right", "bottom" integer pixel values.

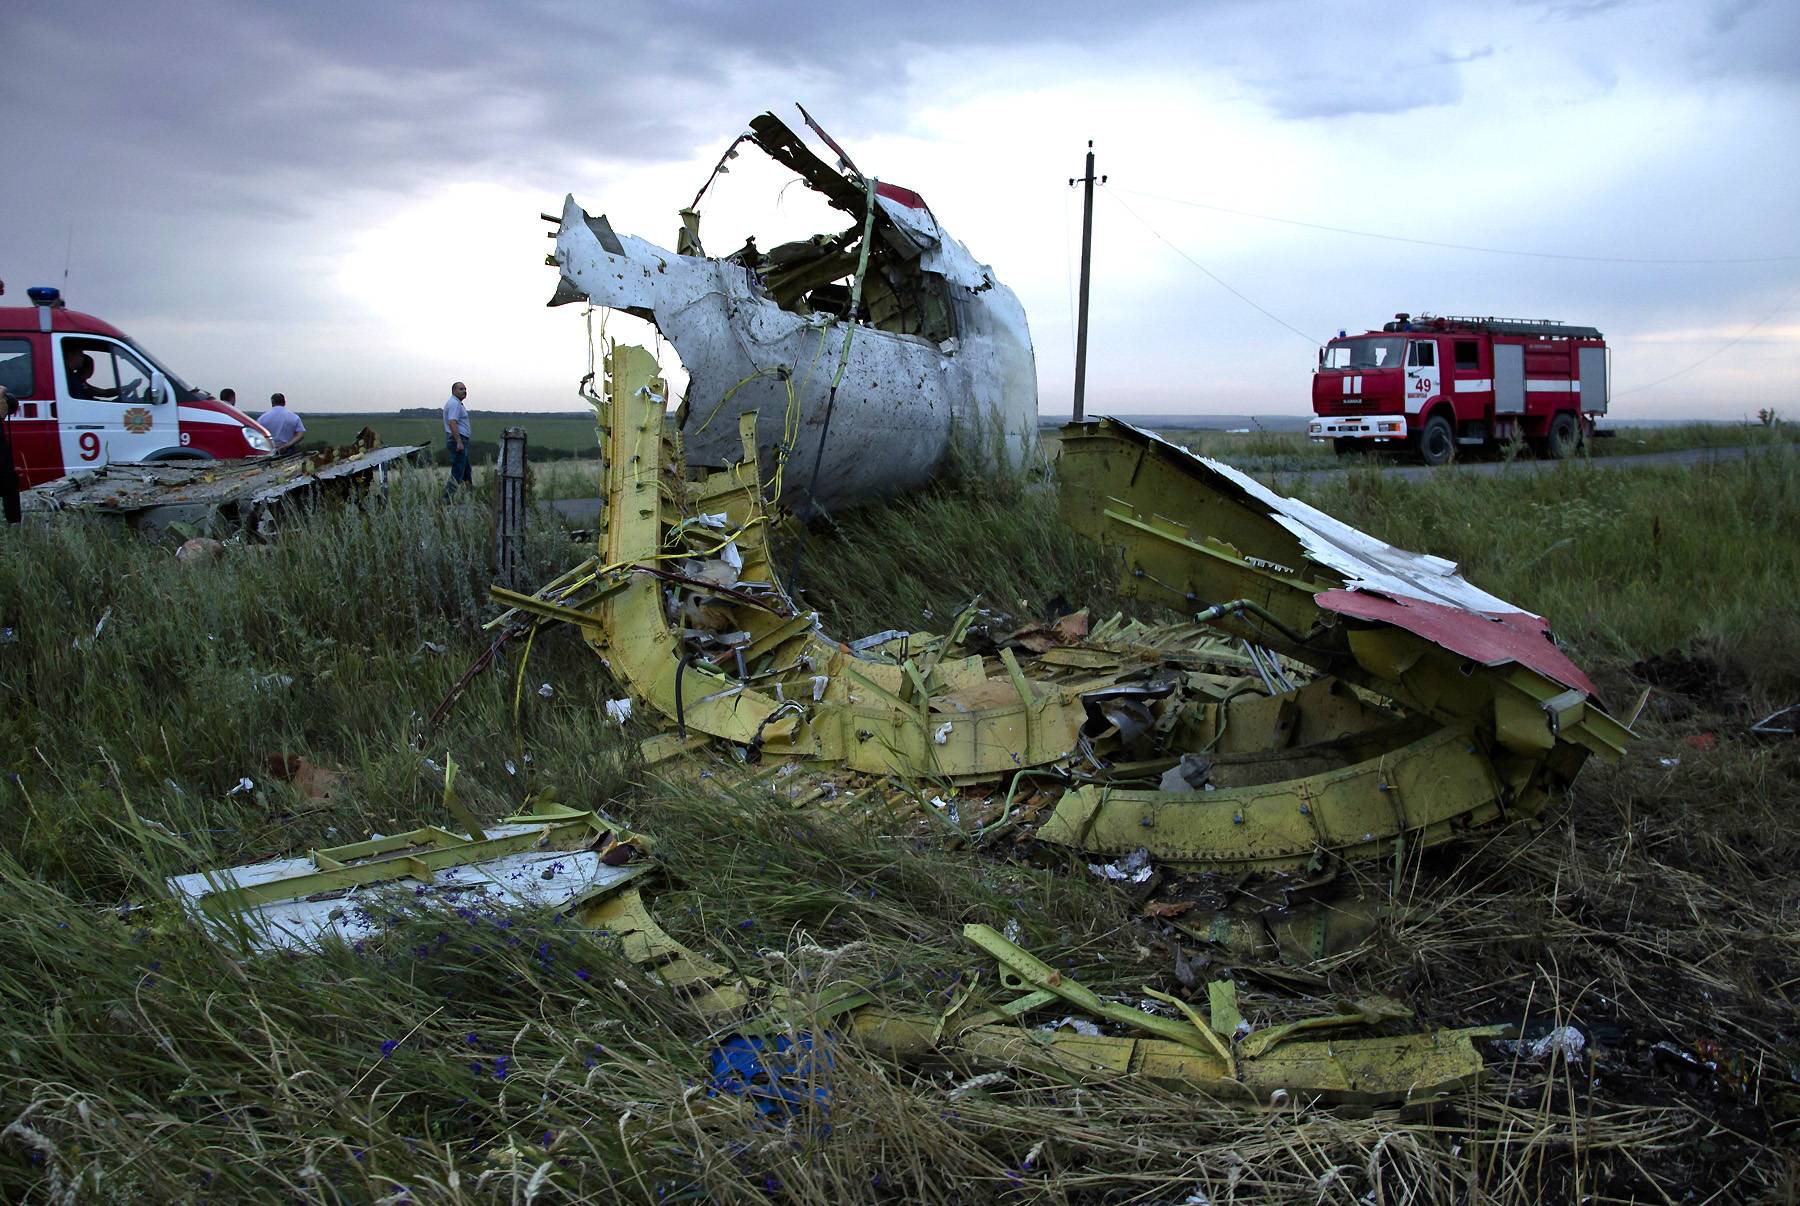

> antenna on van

[{"left": 63, "top": 221, "right": 75, "bottom": 288}]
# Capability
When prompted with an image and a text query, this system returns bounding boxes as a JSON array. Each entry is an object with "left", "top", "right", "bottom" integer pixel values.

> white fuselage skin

[{"left": 551, "top": 196, "right": 1038, "bottom": 512}]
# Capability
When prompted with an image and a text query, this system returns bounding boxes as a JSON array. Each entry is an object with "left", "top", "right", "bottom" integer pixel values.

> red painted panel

[
  {"left": 874, "top": 182, "right": 928, "bottom": 209},
  {"left": 0, "top": 307, "right": 131, "bottom": 341},
  {"left": 1316, "top": 588, "right": 1598, "bottom": 697}
]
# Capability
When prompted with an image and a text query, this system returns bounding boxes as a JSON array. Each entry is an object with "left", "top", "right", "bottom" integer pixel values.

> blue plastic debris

[{"left": 705, "top": 1032, "right": 832, "bottom": 1126}]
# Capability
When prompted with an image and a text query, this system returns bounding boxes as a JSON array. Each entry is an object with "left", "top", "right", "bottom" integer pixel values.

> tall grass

[
  {"left": 1, "top": 453, "right": 1796, "bottom": 1200},
  {"left": 1593, "top": 418, "right": 1792, "bottom": 457}
]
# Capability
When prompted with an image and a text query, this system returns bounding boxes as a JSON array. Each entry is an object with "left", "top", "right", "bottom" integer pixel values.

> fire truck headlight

[{"left": 244, "top": 428, "right": 273, "bottom": 453}]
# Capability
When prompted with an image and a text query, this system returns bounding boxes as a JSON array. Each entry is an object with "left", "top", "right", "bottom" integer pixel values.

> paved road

[{"left": 547, "top": 442, "right": 1789, "bottom": 523}]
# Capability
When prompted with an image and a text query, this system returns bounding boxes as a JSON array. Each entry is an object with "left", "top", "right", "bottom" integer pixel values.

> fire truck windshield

[{"left": 1323, "top": 337, "right": 1404, "bottom": 370}]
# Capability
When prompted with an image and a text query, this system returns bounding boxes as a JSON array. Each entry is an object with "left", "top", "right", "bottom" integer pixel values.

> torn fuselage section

[{"left": 548, "top": 110, "right": 1036, "bottom": 512}]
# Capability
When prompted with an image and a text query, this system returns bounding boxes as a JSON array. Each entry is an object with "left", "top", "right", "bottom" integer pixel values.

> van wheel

[
  {"left": 1547, "top": 412, "right": 1580, "bottom": 459},
  {"left": 1417, "top": 414, "right": 1455, "bottom": 466}
]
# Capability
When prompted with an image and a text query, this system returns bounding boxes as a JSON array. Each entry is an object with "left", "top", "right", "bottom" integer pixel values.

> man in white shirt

[
  {"left": 259, "top": 393, "right": 306, "bottom": 454},
  {"left": 443, "top": 381, "right": 472, "bottom": 497}
]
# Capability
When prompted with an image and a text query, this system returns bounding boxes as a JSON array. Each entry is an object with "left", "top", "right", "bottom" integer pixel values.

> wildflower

[
  {"left": 737, "top": 919, "right": 755, "bottom": 930},
  {"left": 493, "top": 1055, "right": 511, "bottom": 1081},
  {"left": 380, "top": 1039, "right": 401, "bottom": 1059},
  {"left": 576, "top": 969, "right": 591, "bottom": 982},
  {"left": 465, "top": 1033, "right": 480, "bottom": 1046}
]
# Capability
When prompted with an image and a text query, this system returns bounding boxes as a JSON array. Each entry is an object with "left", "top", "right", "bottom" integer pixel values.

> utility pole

[{"left": 1069, "top": 141, "right": 1105, "bottom": 422}]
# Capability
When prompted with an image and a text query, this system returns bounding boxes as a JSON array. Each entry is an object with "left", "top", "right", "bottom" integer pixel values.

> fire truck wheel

[
  {"left": 1332, "top": 438, "right": 1359, "bottom": 456},
  {"left": 1547, "top": 412, "right": 1580, "bottom": 459},
  {"left": 1418, "top": 414, "right": 1455, "bottom": 466}
]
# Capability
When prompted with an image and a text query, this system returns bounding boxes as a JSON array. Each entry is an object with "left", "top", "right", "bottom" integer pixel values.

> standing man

[
  {"left": 219, "top": 387, "right": 239, "bottom": 410},
  {"left": 259, "top": 392, "right": 306, "bottom": 454},
  {"left": 443, "top": 381, "right": 472, "bottom": 498}
]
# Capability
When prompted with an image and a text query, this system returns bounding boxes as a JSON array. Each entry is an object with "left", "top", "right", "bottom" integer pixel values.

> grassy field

[
  {"left": 300, "top": 411, "right": 1794, "bottom": 485},
  {"left": 299, "top": 412, "right": 604, "bottom": 462},
  {"left": 1151, "top": 419, "right": 1796, "bottom": 475},
  {"left": 1, "top": 448, "right": 1797, "bottom": 1200}
]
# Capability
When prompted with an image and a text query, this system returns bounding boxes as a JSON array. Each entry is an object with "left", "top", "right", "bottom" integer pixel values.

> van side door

[
  {"left": 1, "top": 335, "right": 65, "bottom": 487},
  {"left": 58, "top": 335, "right": 174, "bottom": 467}
]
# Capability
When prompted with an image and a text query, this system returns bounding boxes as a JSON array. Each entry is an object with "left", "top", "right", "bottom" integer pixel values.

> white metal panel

[
  {"left": 552, "top": 194, "right": 1038, "bottom": 511},
  {"left": 1578, "top": 346, "right": 1609, "bottom": 414},
  {"left": 1115, "top": 422, "right": 1528, "bottom": 615},
  {"left": 1494, "top": 344, "right": 1525, "bottom": 415},
  {"left": 167, "top": 822, "right": 651, "bottom": 953}
]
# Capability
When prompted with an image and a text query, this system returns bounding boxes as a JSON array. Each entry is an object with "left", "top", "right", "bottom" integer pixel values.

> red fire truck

[
  {"left": 1307, "top": 313, "right": 1609, "bottom": 464},
  {"left": 2, "top": 286, "right": 274, "bottom": 488}
]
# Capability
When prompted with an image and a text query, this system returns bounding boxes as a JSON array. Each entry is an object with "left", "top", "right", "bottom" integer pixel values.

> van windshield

[
  {"left": 1323, "top": 337, "right": 1404, "bottom": 370},
  {"left": 128, "top": 341, "right": 194, "bottom": 394}
]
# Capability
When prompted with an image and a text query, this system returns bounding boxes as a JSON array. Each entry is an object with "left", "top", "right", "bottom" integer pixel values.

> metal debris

[
  {"left": 546, "top": 108, "right": 1037, "bottom": 512},
  {"left": 22, "top": 430, "right": 423, "bottom": 535},
  {"left": 164, "top": 801, "right": 652, "bottom": 953},
  {"left": 157, "top": 346, "right": 1635, "bottom": 1116},
  {"left": 164, "top": 823, "right": 1493, "bottom": 1105},
  {"left": 493, "top": 344, "right": 1627, "bottom": 875}
]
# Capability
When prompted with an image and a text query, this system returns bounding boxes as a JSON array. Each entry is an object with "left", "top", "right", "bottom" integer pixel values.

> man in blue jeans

[{"left": 443, "top": 381, "right": 472, "bottom": 498}]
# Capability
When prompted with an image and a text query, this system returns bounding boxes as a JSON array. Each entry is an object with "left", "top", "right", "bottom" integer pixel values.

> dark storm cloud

[
  {"left": 2, "top": 1, "right": 1793, "bottom": 417},
  {"left": 1, "top": 0, "right": 1181, "bottom": 206}
]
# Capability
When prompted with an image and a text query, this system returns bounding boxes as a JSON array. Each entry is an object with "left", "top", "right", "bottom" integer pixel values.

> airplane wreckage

[
  {"left": 544, "top": 109, "right": 1038, "bottom": 512},
  {"left": 166, "top": 336, "right": 1632, "bottom": 1111},
  {"left": 21, "top": 431, "right": 423, "bottom": 535}
]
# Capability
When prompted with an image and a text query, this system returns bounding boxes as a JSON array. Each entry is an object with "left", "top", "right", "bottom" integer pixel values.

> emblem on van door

[{"left": 122, "top": 407, "right": 154, "bottom": 434}]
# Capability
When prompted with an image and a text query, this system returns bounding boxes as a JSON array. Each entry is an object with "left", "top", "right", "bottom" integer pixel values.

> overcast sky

[{"left": 3, "top": 0, "right": 1796, "bottom": 420}]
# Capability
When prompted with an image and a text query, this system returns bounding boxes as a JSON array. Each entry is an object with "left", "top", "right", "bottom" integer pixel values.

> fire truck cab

[
  {"left": 1308, "top": 313, "right": 1608, "bottom": 465},
  {"left": 1, "top": 287, "right": 274, "bottom": 489}
]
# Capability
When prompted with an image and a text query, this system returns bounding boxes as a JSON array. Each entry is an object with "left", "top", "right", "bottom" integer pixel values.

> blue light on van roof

[{"left": 26, "top": 286, "right": 61, "bottom": 305}]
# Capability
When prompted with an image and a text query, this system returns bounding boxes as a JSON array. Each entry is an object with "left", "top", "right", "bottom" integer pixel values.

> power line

[
  {"left": 1105, "top": 188, "right": 1319, "bottom": 346},
  {"left": 1613, "top": 280, "right": 1800, "bottom": 396},
  {"left": 1113, "top": 184, "right": 1800, "bottom": 266}
]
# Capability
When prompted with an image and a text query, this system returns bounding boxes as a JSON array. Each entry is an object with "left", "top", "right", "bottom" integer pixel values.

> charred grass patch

[{"left": 1, "top": 457, "right": 1797, "bottom": 1200}]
